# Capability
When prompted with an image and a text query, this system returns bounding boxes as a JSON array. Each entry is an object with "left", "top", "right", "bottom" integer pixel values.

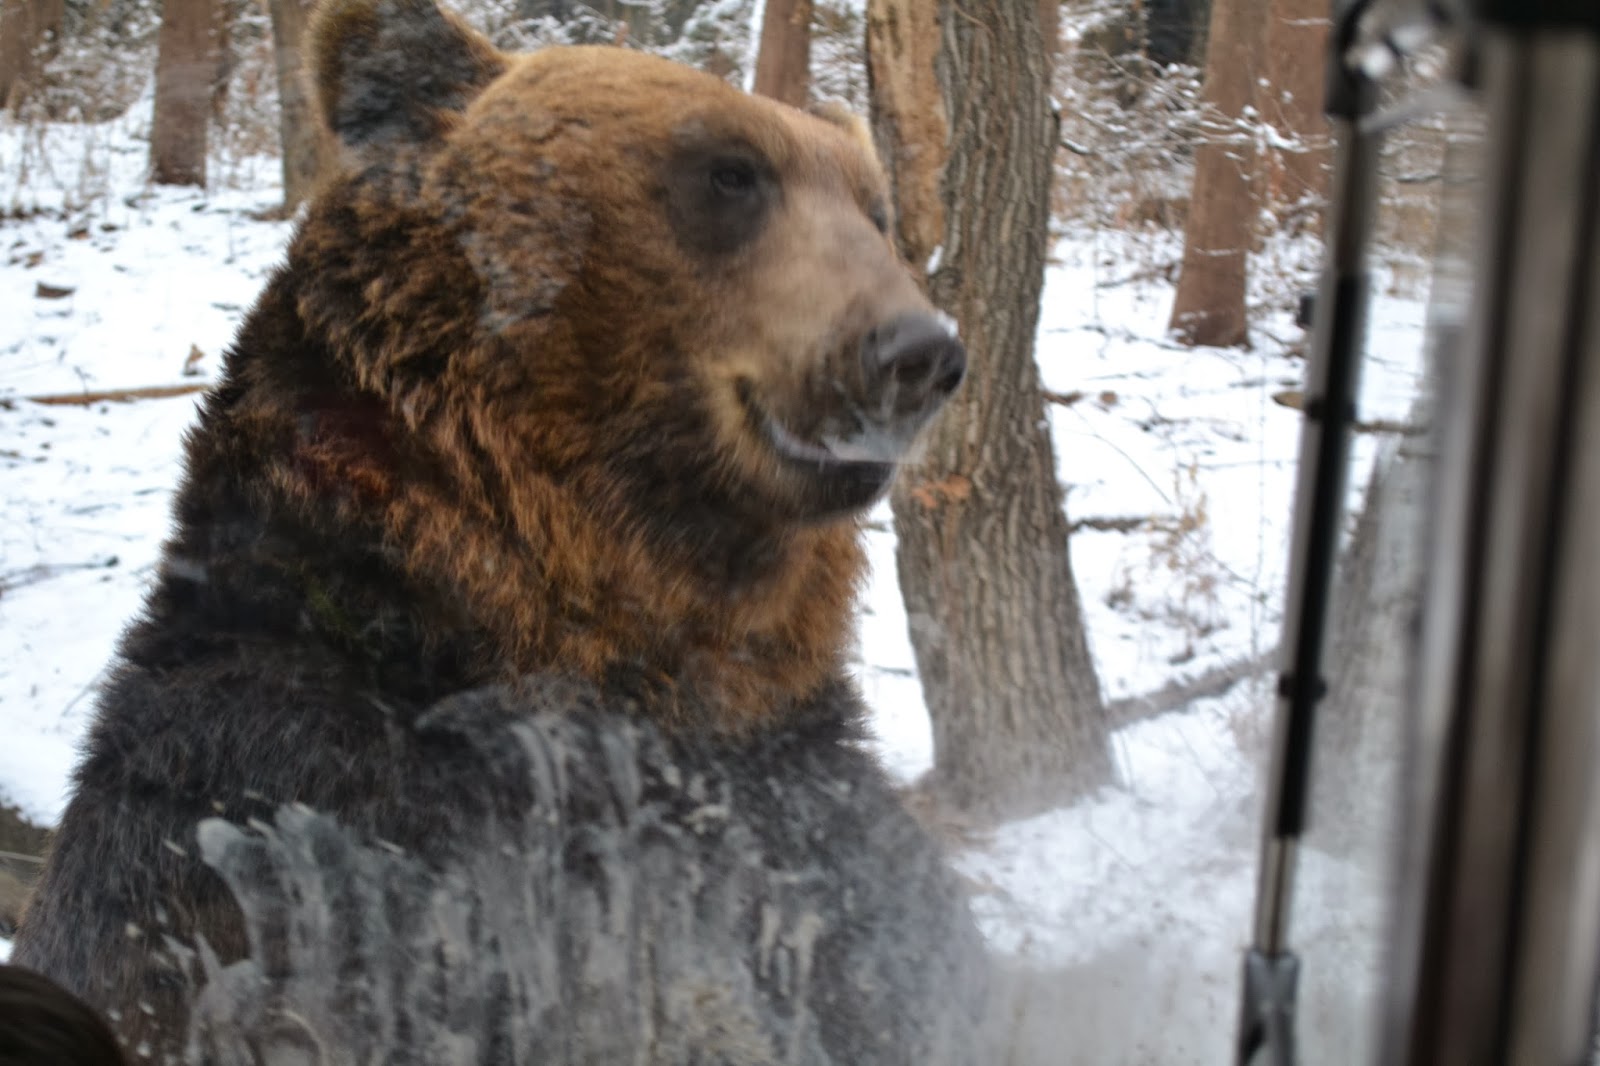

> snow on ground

[{"left": 0, "top": 112, "right": 1431, "bottom": 1059}]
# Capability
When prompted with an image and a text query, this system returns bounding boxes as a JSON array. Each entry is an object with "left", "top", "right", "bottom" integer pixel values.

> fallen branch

[
  {"left": 24, "top": 383, "right": 209, "bottom": 406},
  {"left": 0, "top": 557, "right": 120, "bottom": 596},
  {"left": 1070, "top": 513, "right": 1167, "bottom": 534},
  {"left": 1105, "top": 647, "right": 1278, "bottom": 729}
]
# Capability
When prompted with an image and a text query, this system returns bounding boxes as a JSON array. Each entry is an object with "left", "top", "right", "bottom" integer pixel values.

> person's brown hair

[{"left": 0, "top": 965, "right": 126, "bottom": 1066}]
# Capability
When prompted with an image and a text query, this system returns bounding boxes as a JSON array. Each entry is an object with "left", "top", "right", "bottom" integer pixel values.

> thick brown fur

[
  {"left": 11, "top": 0, "right": 972, "bottom": 1059},
  {"left": 278, "top": 29, "right": 932, "bottom": 732}
]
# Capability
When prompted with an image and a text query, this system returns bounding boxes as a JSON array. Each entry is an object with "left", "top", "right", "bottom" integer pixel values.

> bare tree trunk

[
  {"left": 268, "top": 0, "right": 326, "bottom": 211},
  {"left": 0, "top": 0, "right": 63, "bottom": 111},
  {"left": 752, "top": 0, "right": 811, "bottom": 107},
  {"left": 1145, "top": 0, "right": 1207, "bottom": 65},
  {"left": 209, "top": 0, "right": 234, "bottom": 125},
  {"left": 864, "top": 0, "right": 945, "bottom": 276},
  {"left": 1257, "top": 0, "right": 1330, "bottom": 230},
  {"left": 868, "top": 0, "right": 1114, "bottom": 818},
  {"left": 1037, "top": 0, "right": 1059, "bottom": 66},
  {"left": 151, "top": 0, "right": 220, "bottom": 187},
  {"left": 1166, "top": 0, "right": 1264, "bottom": 347}
]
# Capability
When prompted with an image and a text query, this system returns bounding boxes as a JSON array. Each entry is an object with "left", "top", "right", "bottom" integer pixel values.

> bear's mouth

[{"left": 738, "top": 381, "right": 897, "bottom": 481}]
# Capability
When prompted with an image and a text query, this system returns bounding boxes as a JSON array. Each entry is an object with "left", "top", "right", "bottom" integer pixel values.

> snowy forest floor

[{"left": 0, "top": 111, "right": 1430, "bottom": 1062}]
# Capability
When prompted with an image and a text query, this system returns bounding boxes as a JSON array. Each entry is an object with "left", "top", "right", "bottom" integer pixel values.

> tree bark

[
  {"left": 1166, "top": 0, "right": 1265, "bottom": 348},
  {"left": 1145, "top": 0, "right": 1207, "bottom": 66},
  {"left": 1257, "top": 0, "right": 1330, "bottom": 229},
  {"left": 151, "top": 0, "right": 220, "bottom": 187},
  {"left": 0, "top": 0, "right": 63, "bottom": 111},
  {"left": 268, "top": 0, "right": 327, "bottom": 211},
  {"left": 868, "top": 0, "right": 1114, "bottom": 818},
  {"left": 864, "top": 0, "right": 945, "bottom": 276},
  {"left": 752, "top": 0, "right": 811, "bottom": 107},
  {"left": 1036, "top": 0, "right": 1059, "bottom": 67},
  {"left": 209, "top": 0, "right": 234, "bottom": 125}
]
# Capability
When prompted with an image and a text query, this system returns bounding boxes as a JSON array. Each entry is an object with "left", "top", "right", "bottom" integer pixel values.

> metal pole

[{"left": 1235, "top": 6, "right": 1381, "bottom": 1062}]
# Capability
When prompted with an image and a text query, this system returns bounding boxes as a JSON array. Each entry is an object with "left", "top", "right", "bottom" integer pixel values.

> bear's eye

[
  {"left": 709, "top": 160, "right": 759, "bottom": 198},
  {"left": 868, "top": 200, "right": 890, "bottom": 236},
  {"left": 664, "top": 136, "right": 775, "bottom": 256}
]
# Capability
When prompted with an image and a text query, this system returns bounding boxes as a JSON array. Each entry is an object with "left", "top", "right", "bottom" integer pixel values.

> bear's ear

[
  {"left": 807, "top": 100, "right": 880, "bottom": 162},
  {"left": 309, "top": 0, "right": 506, "bottom": 152}
]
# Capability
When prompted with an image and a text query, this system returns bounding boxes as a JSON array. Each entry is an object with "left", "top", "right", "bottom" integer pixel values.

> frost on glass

[{"left": 177, "top": 682, "right": 985, "bottom": 1065}]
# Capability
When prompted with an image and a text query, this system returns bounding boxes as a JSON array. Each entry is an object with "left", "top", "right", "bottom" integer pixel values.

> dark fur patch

[
  {"left": 185, "top": 682, "right": 987, "bottom": 1065},
  {"left": 662, "top": 129, "right": 780, "bottom": 257}
]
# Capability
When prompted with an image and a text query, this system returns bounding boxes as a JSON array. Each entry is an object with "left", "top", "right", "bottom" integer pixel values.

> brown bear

[{"left": 11, "top": 0, "right": 980, "bottom": 1062}]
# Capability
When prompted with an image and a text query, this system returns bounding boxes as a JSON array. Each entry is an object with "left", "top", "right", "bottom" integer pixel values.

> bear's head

[{"left": 276, "top": 0, "right": 964, "bottom": 726}]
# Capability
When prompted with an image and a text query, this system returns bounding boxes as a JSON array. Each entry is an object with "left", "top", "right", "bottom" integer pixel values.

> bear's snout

[
  {"left": 802, "top": 311, "right": 964, "bottom": 470},
  {"left": 861, "top": 312, "right": 967, "bottom": 418}
]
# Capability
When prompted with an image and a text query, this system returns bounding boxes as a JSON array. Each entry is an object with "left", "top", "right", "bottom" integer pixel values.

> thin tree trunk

[
  {"left": 1258, "top": 0, "right": 1330, "bottom": 230},
  {"left": 209, "top": 0, "right": 234, "bottom": 125},
  {"left": 151, "top": 0, "right": 220, "bottom": 187},
  {"left": 869, "top": 0, "right": 1114, "bottom": 818},
  {"left": 752, "top": 0, "right": 811, "bottom": 107},
  {"left": 0, "top": 0, "right": 63, "bottom": 111},
  {"left": 1167, "top": 0, "right": 1264, "bottom": 347},
  {"left": 864, "top": 0, "right": 945, "bottom": 277},
  {"left": 1146, "top": 0, "right": 1208, "bottom": 66},
  {"left": 268, "top": 0, "right": 326, "bottom": 211}
]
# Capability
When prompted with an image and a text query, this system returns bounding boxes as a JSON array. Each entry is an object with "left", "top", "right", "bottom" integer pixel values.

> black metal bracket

[
  {"left": 1478, "top": 0, "right": 1600, "bottom": 33},
  {"left": 1236, "top": 949, "right": 1302, "bottom": 1066}
]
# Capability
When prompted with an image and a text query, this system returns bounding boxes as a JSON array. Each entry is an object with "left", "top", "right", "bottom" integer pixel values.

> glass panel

[
  {"left": 0, "top": 4, "right": 1504, "bottom": 1066},
  {"left": 1290, "top": 60, "right": 1487, "bottom": 1065}
]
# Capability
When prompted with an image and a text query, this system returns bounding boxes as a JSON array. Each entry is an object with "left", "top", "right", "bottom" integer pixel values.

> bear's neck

[
  {"left": 158, "top": 273, "right": 866, "bottom": 734},
  {"left": 365, "top": 406, "right": 869, "bottom": 731}
]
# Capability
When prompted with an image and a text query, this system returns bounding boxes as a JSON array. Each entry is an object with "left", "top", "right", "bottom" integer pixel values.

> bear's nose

[{"left": 860, "top": 312, "right": 967, "bottom": 416}]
